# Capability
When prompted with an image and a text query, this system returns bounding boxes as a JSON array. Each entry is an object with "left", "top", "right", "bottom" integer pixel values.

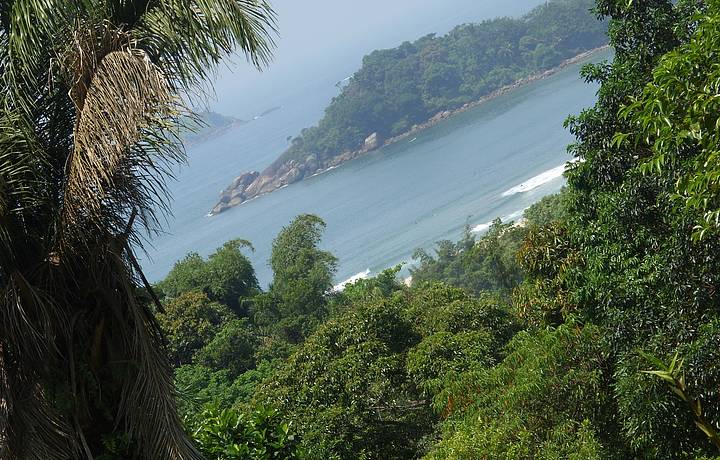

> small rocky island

[{"left": 209, "top": 132, "right": 381, "bottom": 215}]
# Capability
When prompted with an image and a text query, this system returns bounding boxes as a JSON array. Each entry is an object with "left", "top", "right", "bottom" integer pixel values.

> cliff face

[{"left": 209, "top": 132, "right": 381, "bottom": 215}]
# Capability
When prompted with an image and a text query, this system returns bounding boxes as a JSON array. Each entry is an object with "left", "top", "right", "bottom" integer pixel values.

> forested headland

[
  {"left": 183, "top": 111, "right": 247, "bottom": 147},
  {"left": 210, "top": 0, "right": 608, "bottom": 215}
]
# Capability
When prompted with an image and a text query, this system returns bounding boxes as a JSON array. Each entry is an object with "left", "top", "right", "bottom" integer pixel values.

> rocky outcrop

[
  {"left": 209, "top": 155, "right": 323, "bottom": 215},
  {"left": 363, "top": 132, "right": 380, "bottom": 151},
  {"left": 208, "top": 137, "right": 387, "bottom": 216},
  {"left": 209, "top": 171, "right": 259, "bottom": 215}
]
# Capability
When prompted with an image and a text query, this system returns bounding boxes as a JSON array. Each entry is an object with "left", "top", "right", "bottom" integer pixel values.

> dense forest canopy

[{"left": 275, "top": 0, "right": 607, "bottom": 169}]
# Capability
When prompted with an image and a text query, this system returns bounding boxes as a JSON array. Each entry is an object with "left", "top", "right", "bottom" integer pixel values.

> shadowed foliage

[{"left": 0, "top": 0, "right": 275, "bottom": 458}]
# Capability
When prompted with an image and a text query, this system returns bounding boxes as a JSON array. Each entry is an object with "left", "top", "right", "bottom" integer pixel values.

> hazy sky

[{"left": 208, "top": 0, "right": 545, "bottom": 113}]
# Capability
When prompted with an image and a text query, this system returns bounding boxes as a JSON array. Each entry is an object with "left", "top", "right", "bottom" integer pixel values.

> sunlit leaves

[{"left": 616, "top": 1, "right": 720, "bottom": 239}]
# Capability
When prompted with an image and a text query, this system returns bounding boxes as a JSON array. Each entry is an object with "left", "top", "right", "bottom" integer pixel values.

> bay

[{"left": 141, "top": 49, "right": 610, "bottom": 286}]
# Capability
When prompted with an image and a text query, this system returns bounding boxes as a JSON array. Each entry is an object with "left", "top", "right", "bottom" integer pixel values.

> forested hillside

[
  {"left": 282, "top": 0, "right": 606, "bottom": 160},
  {"left": 210, "top": 0, "right": 608, "bottom": 214},
  {"left": 153, "top": 0, "right": 720, "bottom": 458}
]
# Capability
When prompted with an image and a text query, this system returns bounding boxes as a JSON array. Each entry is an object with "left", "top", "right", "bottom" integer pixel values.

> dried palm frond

[
  {"left": 60, "top": 22, "right": 179, "bottom": 242},
  {"left": 0, "top": 0, "right": 277, "bottom": 458},
  {"left": 0, "top": 275, "right": 76, "bottom": 460},
  {"left": 115, "top": 250, "right": 201, "bottom": 459}
]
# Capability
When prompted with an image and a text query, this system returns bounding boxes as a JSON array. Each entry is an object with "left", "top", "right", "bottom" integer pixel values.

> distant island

[
  {"left": 183, "top": 111, "right": 247, "bottom": 147},
  {"left": 184, "top": 106, "right": 282, "bottom": 148},
  {"left": 210, "top": 0, "right": 608, "bottom": 215}
]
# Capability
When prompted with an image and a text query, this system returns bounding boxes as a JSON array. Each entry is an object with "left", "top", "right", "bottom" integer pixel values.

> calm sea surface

[{"left": 141, "top": 49, "right": 611, "bottom": 286}]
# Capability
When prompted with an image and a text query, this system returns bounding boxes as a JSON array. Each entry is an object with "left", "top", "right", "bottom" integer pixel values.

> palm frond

[
  {"left": 0, "top": 0, "right": 277, "bottom": 457},
  {"left": 0, "top": 274, "right": 76, "bottom": 459},
  {"left": 112, "top": 248, "right": 203, "bottom": 460},
  {"left": 137, "top": 0, "right": 277, "bottom": 95}
]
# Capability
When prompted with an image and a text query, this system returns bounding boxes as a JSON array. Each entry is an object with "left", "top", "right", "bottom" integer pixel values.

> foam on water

[
  {"left": 501, "top": 163, "right": 567, "bottom": 197},
  {"left": 333, "top": 268, "right": 371, "bottom": 292},
  {"left": 471, "top": 221, "right": 493, "bottom": 233},
  {"left": 471, "top": 206, "right": 529, "bottom": 233}
]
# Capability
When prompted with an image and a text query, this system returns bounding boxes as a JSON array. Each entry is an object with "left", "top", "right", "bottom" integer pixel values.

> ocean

[{"left": 140, "top": 47, "right": 609, "bottom": 286}]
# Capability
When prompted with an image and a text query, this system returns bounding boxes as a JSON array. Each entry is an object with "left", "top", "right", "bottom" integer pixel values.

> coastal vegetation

[
  {"left": 4, "top": 0, "right": 720, "bottom": 459},
  {"left": 210, "top": 0, "right": 609, "bottom": 214},
  {"left": 158, "top": 0, "right": 720, "bottom": 458}
]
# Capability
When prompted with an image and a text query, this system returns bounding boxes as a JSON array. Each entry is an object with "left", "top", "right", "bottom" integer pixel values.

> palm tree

[{"left": 0, "top": 0, "right": 275, "bottom": 458}]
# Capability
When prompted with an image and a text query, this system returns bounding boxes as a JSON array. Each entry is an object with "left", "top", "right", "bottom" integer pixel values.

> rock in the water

[
  {"left": 231, "top": 171, "right": 259, "bottom": 190},
  {"left": 363, "top": 132, "right": 381, "bottom": 151},
  {"left": 210, "top": 171, "right": 259, "bottom": 215}
]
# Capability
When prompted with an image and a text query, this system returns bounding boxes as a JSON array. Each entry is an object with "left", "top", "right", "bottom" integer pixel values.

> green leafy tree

[
  {"left": 160, "top": 239, "right": 260, "bottom": 316},
  {"left": 615, "top": 0, "right": 720, "bottom": 241},
  {"left": 157, "top": 291, "right": 233, "bottom": 366},
  {"left": 255, "top": 214, "right": 337, "bottom": 343},
  {"left": 255, "top": 282, "right": 515, "bottom": 459},
  {"left": 256, "top": 296, "right": 428, "bottom": 459},
  {"left": 425, "top": 324, "right": 621, "bottom": 459},
  {"left": 195, "top": 318, "right": 259, "bottom": 378},
  {"left": 411, "top": 219, "right": 526, "bottom": 296},
  {"left": 0, "top": 0, "right": 275, "bottom": 457},
  {"left": 554, "top": 0, "right": 720, "bottom": 455},
  {"left": 188, "top": 406, "right": 303, "bottom": 460}
]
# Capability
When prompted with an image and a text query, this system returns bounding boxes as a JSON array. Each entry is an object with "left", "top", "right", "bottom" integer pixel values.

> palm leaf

[{"left": 0, "top": 0, "right": 277, "bottom": 458}]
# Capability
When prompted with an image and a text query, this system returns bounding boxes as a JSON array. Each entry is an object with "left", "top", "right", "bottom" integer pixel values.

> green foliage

[
  {"left": 271, "top": 0, "right": 607, "bottom": 175},
  {"left": 425, "top": 324, "right": 620, "bottom": 459},
  {"left": 557, "top": 0, "right": 720, "bottom": 456},
  {"left": 159, "top": 239, "right": 259, "bottom": 315},
  {"left": 641, "top": 352, "right": 720, "bottom": 451},
  {"left": 157, "top": 291, "right": 233, "bottom": 366},
  {"left": 255, "top": 282, "right": 515, "bottom": 459},
  {"left": 195, "top": 318, "right": 259, "bottom": 378},
  {"left": 175, "top": 360, "right": 282, "bottom": 420},
  {"left": 523, "top": 188, "right": 572, "bottom": 226},
  {"left": 256, "top": 298, "right": 425, "bottom": 459},
  {"left": 615, "top": 0, "right": 720, "bottom": 240},
  {"left": 410, "top": 189, "right": 572, "bottom": 301},
  {"left": 96, "top": 433, "right": 133, "bottom": 460},
  {"left": 514, "top": 220, "right": 580, "bottom": 325},
  {"left": 411, "top": 220, "right": 526, "bottom": 296},
  {"left": 406, "top": 330, "right": 495, "bottom": 397},
  {"left": 254, "top": 214, "right": 337, "bottom": 343},
  {"left": 188, "top": 406, "right": 303, "bottom": 459},
  {"left": 331, "top": 265, "right": 405, "bottom": 309}
]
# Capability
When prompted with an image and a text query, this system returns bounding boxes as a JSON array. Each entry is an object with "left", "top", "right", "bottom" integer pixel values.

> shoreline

[
  {"left": 209, "top": 45, "right": 611, "bottom": 215},
  {"left": 378, "top": 45, "right": 611, "bottom": 148}
]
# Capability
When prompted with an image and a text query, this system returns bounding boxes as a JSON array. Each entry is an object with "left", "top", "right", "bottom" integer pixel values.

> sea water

[{"left": 141, "top": 49, "right": 611, "bottom": 286}]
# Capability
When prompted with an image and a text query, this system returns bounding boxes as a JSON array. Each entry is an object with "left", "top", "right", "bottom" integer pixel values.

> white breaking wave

[
  {"left": 333, "top": 269, "right": 371, "bottom": 292},
  {"left": 471, "top": 221, "right": 493, "bottom": 233},
  {"left": 471, "top": 206, "right": 530, "bottom": 234},
  {"left": 501, "top": 163, "right": 568, "bottom": 197}
]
